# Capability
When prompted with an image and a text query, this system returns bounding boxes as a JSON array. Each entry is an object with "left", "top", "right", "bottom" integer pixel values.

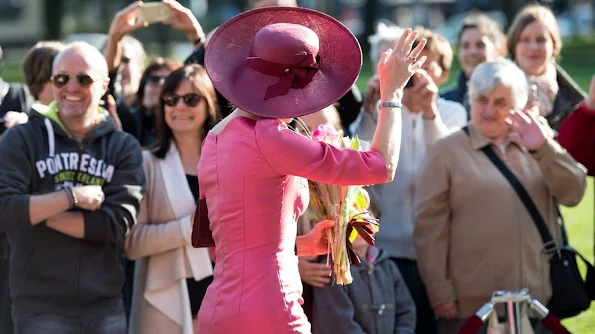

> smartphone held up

[{"left": 137, "top": 2, "right": 172, "bottom": 24}]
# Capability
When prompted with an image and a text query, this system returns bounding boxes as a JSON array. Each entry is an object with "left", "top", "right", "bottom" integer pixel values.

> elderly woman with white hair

[{"left": 413, "top": 59, "right": 586, "bottom": 334}]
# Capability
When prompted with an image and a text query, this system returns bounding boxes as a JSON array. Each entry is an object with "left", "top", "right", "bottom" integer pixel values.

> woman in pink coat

[{"left": 195, "top": 6, "right": 427, "bottom": 334}]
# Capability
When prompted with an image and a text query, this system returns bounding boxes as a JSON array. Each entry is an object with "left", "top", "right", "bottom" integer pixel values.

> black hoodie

[{"left": 0, "top": 103, "right": 145, "bottom": 316}]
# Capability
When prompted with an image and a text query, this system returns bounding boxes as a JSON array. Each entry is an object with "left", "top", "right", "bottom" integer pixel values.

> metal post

[
  {"left": 528, "top": 298, "right": 548, "bottom": 319},
  {"left": 476, "top": 302, "right": 495, "bottom": 322},
  {"left": 492, "top": 290, "right": 531, "bottom": 334},
  {"left": 505, "top": 300, "right": 523, "bottom": 334},
  {"left": 467, "top": 292, "right": 570, "bottom": 334}
]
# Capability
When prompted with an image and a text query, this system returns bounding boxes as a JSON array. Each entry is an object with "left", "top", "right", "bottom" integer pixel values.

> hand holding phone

[
  {"left": 108, "top": 2, "right": 149, "bottom": 42},
  {"left": 137, "top": 2, "right": 172, "bottom": 24}
]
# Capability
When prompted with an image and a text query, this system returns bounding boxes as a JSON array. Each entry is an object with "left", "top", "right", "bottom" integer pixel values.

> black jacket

[
  {"left": 0, "top": 79, "right": 33, "bottom": 116},
  {"left": 546, "top": 64, "right": 586, "bottom": 131},
  {"left": 0, "top": 79, "right": 33, "bottom": 134},
  {"left": 0, "top": 103, "right": 145, "bottom": 316},
  {"left": 440, "top": 71, "right": 470, "bottom": 119}
]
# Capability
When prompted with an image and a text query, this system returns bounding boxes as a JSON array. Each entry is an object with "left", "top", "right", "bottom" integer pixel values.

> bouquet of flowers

[{"left": 303, "top": 124, "right": 379, "bottom": 285}]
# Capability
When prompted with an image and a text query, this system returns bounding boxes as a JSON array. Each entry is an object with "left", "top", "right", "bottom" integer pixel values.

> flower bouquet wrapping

[{"left": 303, "top": 124, "right": 379, "bottom": 285}]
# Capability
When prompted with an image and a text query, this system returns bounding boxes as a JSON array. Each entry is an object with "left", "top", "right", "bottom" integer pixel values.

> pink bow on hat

[{"left": 248, "top": 51, "right": 320, "bottom": 100}]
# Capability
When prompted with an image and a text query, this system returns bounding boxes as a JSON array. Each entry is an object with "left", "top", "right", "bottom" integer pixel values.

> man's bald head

[
  {"left": 51, "top": 41, "right": 110, "bottom": 119},
  {"left": 53, "top": 41, "right": 108, "bottom": 78}
]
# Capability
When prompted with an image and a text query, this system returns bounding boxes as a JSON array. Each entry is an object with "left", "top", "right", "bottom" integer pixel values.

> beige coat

[
  {"left": 414, "top": 125, "right": 586, "bottom": 318},
  {"left": 125, "top": 144, "right": 213, "bottom": 334}
]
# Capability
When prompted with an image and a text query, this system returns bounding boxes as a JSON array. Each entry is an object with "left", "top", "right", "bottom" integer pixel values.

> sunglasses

[
  {"left": 163, "top": 93, "right": 203, "bottom": 107},
  {"left": 51, "top": 74, "right": 104, "bottom": 88},
  {"left": 146, "top": 75, "right": 167, "bottom": 85}
]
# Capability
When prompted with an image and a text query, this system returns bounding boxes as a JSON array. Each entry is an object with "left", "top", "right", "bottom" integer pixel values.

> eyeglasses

[
  {"left": 163, "top": 93, "right": 203, "bottom": 107},
  {"left": 146, "top": 75, "right": 167, "bottom": 85},
  {"left": 51, "top": 74, "right": 104, "bottom": 88},
  {"left": 147, "top": 75, "right": 167, "bottom": 85}
]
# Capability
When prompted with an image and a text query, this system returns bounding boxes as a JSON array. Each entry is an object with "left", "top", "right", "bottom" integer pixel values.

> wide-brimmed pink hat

[{"left": 204, "top": 7, "right": 362, "bottom": 118}]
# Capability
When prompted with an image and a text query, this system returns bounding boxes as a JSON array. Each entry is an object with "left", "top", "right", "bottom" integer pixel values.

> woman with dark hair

[
  {"left": 1, "top": 41, "right": 64, "bottom": 132},
  {"left": 125, "top": 64, "right": 221, "bottom": 334},
  {"left": 440, "top": 14, "right": 506, "bottom": 113},
  {"left": 119, "top": 57, "right": 181, "bottom": 321},
  {"left": 125, "top": 57, "right": 181, "bottom": 146},
  {"left": 23, "top": 41, "right": 66, "bottom": 105}
]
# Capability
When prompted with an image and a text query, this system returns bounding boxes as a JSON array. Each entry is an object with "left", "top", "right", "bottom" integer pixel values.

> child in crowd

[{"left": 313, "top": 219, "right": 416, "bottom": 334}]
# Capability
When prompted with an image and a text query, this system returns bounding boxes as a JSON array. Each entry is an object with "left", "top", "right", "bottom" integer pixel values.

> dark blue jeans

[
  {"left": 393, "top": 258, "right": 438, "bottom": 334},
  {"left": 12, "top": 300, "right": 126, "bottom": 334},
  {"left": 1, "top": 234, "right": 13, "bottom": 334}
]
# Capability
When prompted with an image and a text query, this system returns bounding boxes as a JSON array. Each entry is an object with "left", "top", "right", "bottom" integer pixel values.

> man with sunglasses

[{"left": 0, "top": 42, "right": 145, "bottom": 334}]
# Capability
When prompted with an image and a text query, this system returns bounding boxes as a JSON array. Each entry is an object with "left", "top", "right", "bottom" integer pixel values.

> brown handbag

[{"left": 191, "top": 198, "right": 215, "bottom": 248}]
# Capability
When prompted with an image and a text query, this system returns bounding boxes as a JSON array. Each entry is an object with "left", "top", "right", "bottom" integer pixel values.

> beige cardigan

[
  {"left": 125, "top": 144, "right": 213, "bottom": 334},
  {"left": 414, "top": 125, "right": 586, "bottom": 318}
]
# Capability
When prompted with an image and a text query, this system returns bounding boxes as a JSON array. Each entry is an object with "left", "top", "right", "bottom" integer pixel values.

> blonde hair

[{"left": 507, "top": 5, "right": 562, "bottom": 60}]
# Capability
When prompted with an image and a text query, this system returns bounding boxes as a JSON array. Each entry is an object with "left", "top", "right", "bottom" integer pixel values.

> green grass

[
  {"left": 0, "top": 62, "right": 24, "bottom": 83},
  {"left": 560, "top": 178, "right": 595, "bottom": 332}
]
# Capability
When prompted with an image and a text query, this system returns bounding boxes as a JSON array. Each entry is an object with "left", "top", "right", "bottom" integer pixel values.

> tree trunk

[
  {"left": 361, "top": 0, "right": 378, "bottom": 56},
  {"left": 44, "top": 0, "right": 64, "bottom": 40},
  {"left": 492, "top": 0, "right": 519, "bottom": 29}
]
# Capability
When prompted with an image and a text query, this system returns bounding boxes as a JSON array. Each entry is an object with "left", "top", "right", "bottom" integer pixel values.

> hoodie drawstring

[{"left": 44, "top": 118, "right": 55, "bottom": 157}]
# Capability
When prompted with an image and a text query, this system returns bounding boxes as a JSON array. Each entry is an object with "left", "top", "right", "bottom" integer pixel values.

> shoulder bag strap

[{"left": 461, "top": 126, "right": 558, "bottom": 255}]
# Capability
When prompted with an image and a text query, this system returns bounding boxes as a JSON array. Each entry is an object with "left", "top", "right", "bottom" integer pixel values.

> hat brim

[{"left": 205, "top": 7, "right": 362, "bottom": 119}]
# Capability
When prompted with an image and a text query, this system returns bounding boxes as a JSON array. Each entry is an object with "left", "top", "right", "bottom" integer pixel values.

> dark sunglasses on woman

[
  {"left": 146, "top": 75, "right": 168, "bottom": 85},
  {"left": 51, "top": 74, "right": 105, "bottom": 88},
  {"left": 163, "top": 93, "right": 203, "bottom": 107}
]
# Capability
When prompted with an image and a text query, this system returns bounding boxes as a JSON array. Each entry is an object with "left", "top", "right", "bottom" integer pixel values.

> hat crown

[
  {"left": 205, "top": 6, "right": 362, "bottom": 118},
  {"left": 251, "top": 23, "right": 319, "bottom": 65}
]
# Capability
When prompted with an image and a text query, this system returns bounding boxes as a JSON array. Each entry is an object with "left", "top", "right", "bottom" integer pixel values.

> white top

[{"left": 354, "top": 97, "right": 467, "bottom": 259}]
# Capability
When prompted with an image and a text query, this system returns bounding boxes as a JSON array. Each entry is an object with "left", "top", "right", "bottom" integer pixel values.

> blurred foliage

[{"left": 0, "top": 20, "right": 594, "bottom": 334}]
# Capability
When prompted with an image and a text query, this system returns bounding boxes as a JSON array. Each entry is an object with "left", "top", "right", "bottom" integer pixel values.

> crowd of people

[{"left": 0, "top": 0, "right": 593, "bottom": 333}]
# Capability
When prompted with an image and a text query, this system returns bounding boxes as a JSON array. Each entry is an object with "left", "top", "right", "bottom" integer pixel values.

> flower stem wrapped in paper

[{"left": 304, "top": 124, "right": 379, "bottom": 285}]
